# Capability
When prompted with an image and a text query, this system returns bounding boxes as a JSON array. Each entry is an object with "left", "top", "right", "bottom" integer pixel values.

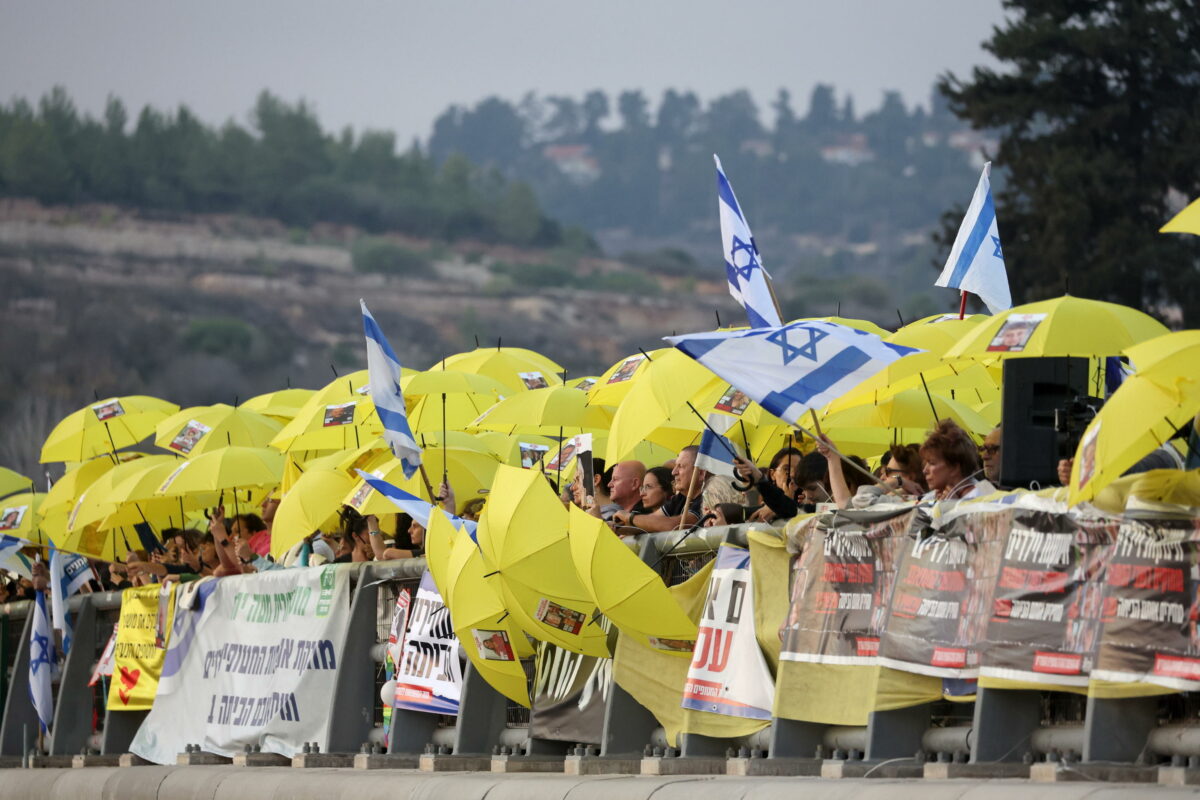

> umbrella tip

[
  {"left": 714, "top": 309, "right": 722, "bottom": 329},
  {"left": 474, "top": 335, "right": 480, "bottom": 348},
  {"left": 329, "top": 364, "right": 339, "bottom": 378},
  {"left": 837, "top": 301, "right": 842, "bottom": 316},
  {"left": 497, "top": 337, "right": 502, "bottom": 351},
  {"left": 638, "top": 347, "right": 654, "bottom": 361},
  {"left": 896, "top": 309, "right": 904, "bottom": 327}
]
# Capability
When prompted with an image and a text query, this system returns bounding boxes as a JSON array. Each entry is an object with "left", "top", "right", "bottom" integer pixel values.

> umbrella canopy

[
  {"left": 423, "top": 508, "right": 459, "bottom": 594},
  {"left": 155, "top": 446, "right": 283, "bottom": 498},
  {"left": 271, "top": 468, "right": 356, "bottom": 558},
  {"left": 67, "top": 454, "right": 181, "bottom": 533},
  {"left": 942, "top": 296, "right": 1169, "bottom": 361},
  {"left": 567, "top": 506, "right": 696, "bottom": 646},
  {"left": 41, "top": 457, "right": 122, "bottom": 516},
  {"left": 469, "top": 387, "right": 613, "bottom": 433},
  {"left": 344, "top": 445, "right": 501, "bottom": 513},
  {"left": 0, "top": 492, "right": 52, "bottom": 546},
  {"left": 793, "top": 315, "right": 890, "bottom": 338},
  {"left": 820, "top": 388, "right": 994, "bottom": 437},
  {"left": 407, "top": 392, "right": 499, "bottom": 435},
  {"left": 444, "top": 515, "right": 533, "bottom": 707},
  {"left": 241, "top": 389, "right": 317, "bottom": 422},
  {"left": 604, "top": 349, "right": 717, "bottom": 462},
  {"left": 93, "top": 458, "right": 216, "bottom": 533},
  {"left": 0, "top": 466, "right": 33, "bottom": 500},
  {"left": 402, "top": 370, "right": 509, "bottom": 398},
  {"left": 587, "top": 350, "right": 664, "bottom": 408},
  {"left": 40, "top": 395, "right": 179, "bottom": 463},
  {"left": 431, "top": 347, "right": 564, "bottom": 394},
  {"left": 1069, "top": 331, "right": 1200, "bottom": 505},
  {"left": 472, "top": 432, "right": 561, "bottom": 468},
  {"left": 270, "top": 396, "right": 383, "bottom": 452},
  {"left": 155, "top": 403, "right": 283, "bottom": 456},
  {"left": 1161, "top": 197, "right": 1200, "bottom": 236}
]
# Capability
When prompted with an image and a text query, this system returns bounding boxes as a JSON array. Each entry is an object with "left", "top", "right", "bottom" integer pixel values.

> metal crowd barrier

[{"left": 1, "top": 522, "right": 1198, "bottom": 783}]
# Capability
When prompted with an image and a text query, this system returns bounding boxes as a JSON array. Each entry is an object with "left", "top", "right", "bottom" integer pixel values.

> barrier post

[
  {"left": 49, "top": 595, "right": 97, "bottom": 755},
  {"left": 1082, "top": 695, "right": 1157, "bottom": 763},
  {"left": 325, "top": 565, "right": 383, "bottom": 754},
  {"left": 0, "top": 607, "right": 38, "bottom": 757},
  {"left": 970, "top": 687, "right": 1040, "bottom": 763}
]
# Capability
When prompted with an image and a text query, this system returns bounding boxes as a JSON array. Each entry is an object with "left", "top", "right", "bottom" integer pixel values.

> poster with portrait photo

[
  {"left": 519, "top": 442, "right": 550, "bottom": 469},
  {"left": 92, "top": 399, "right": 126, "bottom": 420},
  {"left": 714, "top": 386, "right": 751, "bottom": 416},
  {"left": 348, "top": 471, "right": 381, "bottom": 509},
  {"left": 572, "top": 377, "right": 597, "bottom": 393},
  {"left": 323, "top": 401, "right": 357, "bottom": 427},
  {"left": 1077, "top": 421, "right": 1101, "bottom": 490},
  {"left": 0, "top": 505, "right": 26, "bottom": 531},
  {"left": 546, "top": 440, "right": 578, "bottom": 473},
  {"left": 472, "top": 628, "right": 516, "bottom": 661},
  {"left": 168, "top": 420, "right": 212, "bottom": 454},
  {"left": 519, "top": 372, "right": 549, "bottom": 390},
  {"left": 606, "top": 355, "right": 644, "bottom": 385},
  {"left": 986, "top": 313, "right": 1046, "bottom": 353},
  {"left": 536, "top": 599, "right": 586, "bottom": 635}
]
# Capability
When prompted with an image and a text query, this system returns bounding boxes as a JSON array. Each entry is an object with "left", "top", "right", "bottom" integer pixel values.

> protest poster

[
  {"left": 530, "top": 639, "right": 610, "bottom": 744},
  {"left": 980, "top": 503, "right": 1117, "bottom": 686},
  {"left": 878, "top": 505, "right": 1008, "bottom": 678},
  {"left": 393, "top": 571, "right": 462, "bottom": 714},
  {"left": 780, "top": 509, "right": 911, "bottom": 665},
  {"left": 682, "top": 544, "right": 773, "bottom": 720},
  {"left": 107, "top": 584, "right": 176, "bottom": 710},
  {"left": 129, "top": 566, "right": 349, "bottom": 763},
  {"left": 1091, "top": 516, "right": 1200, "bottom": 690}
]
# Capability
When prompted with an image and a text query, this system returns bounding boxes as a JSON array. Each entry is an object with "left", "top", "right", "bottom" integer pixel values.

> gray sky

[{"left": 1, "top": 1, "right": 1006, "bottom": 142}]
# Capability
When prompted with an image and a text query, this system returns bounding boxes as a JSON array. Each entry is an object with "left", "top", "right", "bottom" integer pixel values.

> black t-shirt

[{"left": 660, "top": 493, "right": 703, "bottom": 519}]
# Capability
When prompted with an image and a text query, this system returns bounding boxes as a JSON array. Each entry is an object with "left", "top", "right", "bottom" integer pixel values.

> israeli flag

[
  {"left": 362, "top": 300, "right": 422, "bottom": 479},
  {"left": 29, "top": 589, "right": 56, "bottom": 733},
  {"left": 0, "top": 534, "right": 31, "bottom": 579},
  {"left": 934, "top": 162, "right": 1012, "bottom": 314},
  {"left": 354, "top": 471, "right": 477, "bottom": 538},
  {"left": 696, "top": 429, "right": 739, "bottom": 479},
  {"left": 666, "top": 321, "right": 921, "bottom": 427},
  {"left": 49, "top": 549, "right": 91, "bottom": 650},
  {"left": 715, "top": 155, "right": 782, "bottom": 329}
]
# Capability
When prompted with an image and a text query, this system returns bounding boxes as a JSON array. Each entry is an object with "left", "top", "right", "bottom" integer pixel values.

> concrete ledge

[
  {"left": 491, "top": 755, "right": 565, "bottom": 773},
  {"left": 418, "top": 753, "right": 492, "bottom": 772},
  {"left": 231, "top": 752, "right": 291, "bottom": 767},
  {"left": 352, "top": 753, "right": 420, "bottom": 770},
  {"left": 1160, "top": 766, "right": 1200, "bottom": 785},
  {"left": 923, "top": 761, "right": 1029, "bottom": 779},
  {"left": 117, "top": 753, "right": 151, "bottom": 767},
  {"left": 640, "top": 756, "right": 726, "bottom": 775},
  {"left": 726, "top": 756, "right": 822, "bottom": 776},
  {"left": 1030, "top": 761, "right": 1157, "bottom": 783},
  {"left": 292, "top": 752, "right": 355, "bottom": 768},
  {"left": 562, "top": 755, "right": 641, "bottom": 775},
  {"left": 27, "top": 755, "right": 73, "bottom": 768},
  {"left": 821, "top": 759, "right": 924, "bottom": 779},
  {"left": 70, "top": 754, "right": 122, "bottom": 768}
]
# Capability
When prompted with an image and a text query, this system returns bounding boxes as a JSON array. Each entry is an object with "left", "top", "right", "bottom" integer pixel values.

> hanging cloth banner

[
  {"left": 393, "top": 571, "right": 462, "bottom": 714},
  {"left": 129, "top": 566, "right": 349, "bottom": 763},
  {"left": 107, "top": 583, "right": 177, "bottom": 710},
  {"left": 980, "top": 501, "right": 1116, "bottom": 686},
  {"left": 530, "top": 638, "right": 611, "bottom": 744},
  {"left": 682, "top": 544, "right": 774, "bottom": 719}
]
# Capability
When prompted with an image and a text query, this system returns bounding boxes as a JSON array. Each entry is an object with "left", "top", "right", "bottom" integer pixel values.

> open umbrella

[
  {"left": 40, "top": 456, "right": 123, "bottom": 516},
  {"left": 40, "top": 395, "right": 179, "bottom": 463},
  {"left": 0, "top": 467, "right": 33, "bottom": 500},
  {"left": 270, "top": 395, "right": 384, "bottom": 452},
  {"left": 155, "top": 446, "right": 283, "bottom": 503},
  {"left": 241, "top": 388, "right": 317, "bottom": 422},
  {"left": 66, "top": 454, "right": 180, "bottom": 533},
  {"left": 472, "top": 432, "right": 561, "bottom": 468},
  {"left": 1161, "top": 197, "right": 1200, "bottom": 236},
  {"left": 155, "top": 403, "right": 283, "bottom": 456},
  {"left": 469, "top": 387, "right": 614, "bottom": 433},
  {"left": 587, "top": 350, "right": 664, "bottom": 408},
  {"left": 432, "top": 347, "right": 564, "bottom": 394},
  {"left": 567, "top": 506, "right": 696, "bottom": 649},
  {"left": 605, "top": 348, "right": 717, "bottom": 462},
  {"left": 343, "top": 445, "right": 501, "bottom": 513},
  {"left": 270, "top": 468, "right": 356, "bottom": 559},
  {"left": 424, "top": 507, "right": 459, "bottom": 595},
  {"left": 0, "top": 492, "right": 53, "bottom": 547},
  {"left": 1069, "top": 331, "right": 1200, "bottom": 505},
  {"left": 820, "top": 388, "right": 994, "bottom": 437},
  {"left": 943, "top": 296, "right": 1169, "bottom": 362}
]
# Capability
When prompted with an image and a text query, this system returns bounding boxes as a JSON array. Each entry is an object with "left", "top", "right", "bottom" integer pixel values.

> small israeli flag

[
  {"left": 354, "top": 471, "right": 477, "bottom": 537},
  {"left": 0, "top": 535, "right": 31, "bottom": 578},
  {"left": 667, "top": 321, "right": 920, "bottom": 427},
  {"left": 715, "top": 155, "right": 782, "bottom": 329},
  {"left": 361, "top": 300, "right": 422, "bottom": 479},
  {"left": 695, "top": 429, "right": 739, "bottom": 479},
  {"left": 29, "top": 589, "right": 56, "bottom": 733},
  {"left": 49, "top": 549, "right": 91, "bottom": 653},
  {"left": 934, "top": 162, "right": 1012, "bottom": 314}
]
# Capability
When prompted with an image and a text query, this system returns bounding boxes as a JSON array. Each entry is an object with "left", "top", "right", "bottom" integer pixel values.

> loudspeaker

[{"left": 999, "top": 357, "right": 1089, "bottom": 489}]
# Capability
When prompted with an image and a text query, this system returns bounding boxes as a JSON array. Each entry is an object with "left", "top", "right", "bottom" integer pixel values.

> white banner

[
  {"left": 681, "top": 544, "right": 774, "bottom": 720},
  {"left": 393, "top": 571, "right": 462, "bottom": 714},
  {"left": 130, "top": 566, "right": 349, "bottom": 763}
]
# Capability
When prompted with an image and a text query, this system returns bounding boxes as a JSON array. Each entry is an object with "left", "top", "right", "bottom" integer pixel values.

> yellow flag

[{"left": 107, "top": 584, "right": 176, "bottom": 711}]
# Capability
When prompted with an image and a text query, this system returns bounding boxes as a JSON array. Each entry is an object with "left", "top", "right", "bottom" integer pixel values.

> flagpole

[
  {"left": 958, "top": 291, "right": 968, "bottom": 320},
  {"left": 804, "top": 410, "right": 903, "bottom": 498}
]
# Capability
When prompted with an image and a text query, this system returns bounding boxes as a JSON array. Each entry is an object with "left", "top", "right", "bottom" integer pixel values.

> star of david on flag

[
  {"left": 666, "top": 321, "right": 921, "bottom": 427},
  {"left": 934, "top": 161, "right": 1012, "bottom": 314},
  {"left": 29, "top": 589, "right": 56, "bottom": 732},
  {"left": 361, "top": 300, "right": 423, "bottom": 479},
  {"left": 715, "top": 154, "right": 782, "bottom": 329}
]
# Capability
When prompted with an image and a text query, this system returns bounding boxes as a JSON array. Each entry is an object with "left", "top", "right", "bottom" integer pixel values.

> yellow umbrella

[
  {"left": 566, "top": 376, "right": 599, "bottom": 392},
  {"left": 794, "top": 316, "right": 890, "bottom": 338},
  {"left": 424, "top": 508, "right": 459, "bottom": 593},
  {"left": 67, "top": 455, "right": 179, "bottom": 532},
  {"left": 445, "top": 514, "right": 533, "bottom": 707},
  {"left": 587, "top": 350, "right": 663, "bottom": 408},
  {"left": 472, "top": 432, "right": 561, "bottom": 468},
  {"left": 94, "top": 459, "right": 217, "bottom": 533},
  {"left": 402, "top": 370, "right": 509, "bottom": 398},
  {"left": 605, "top": 349, "right": 717, "bottom": 462},
  {"left": 567, "top": 506, "right": 697, "bottom": 648},
  {"left": 889, "top": 314, "right": 990, "bottom": 351},
  {"left": 41, "top": 457, "right": 121, "bottom": 516},
  {"left": 943, "top": 296, "right": 1169, "bottom": 361},
  {"left": 476, "top": 465, "right": 609, "bottom": 657},
  {"left": 343, "top": 446, "right": 501, "bottom": 513},
  {"left": 270, "top": 395, "right": 383, "bottom": 452},
  {"left": 407, "top": 392, "right": 498, "bottom": 435},
  {"left": 270, "top": 468, "right": 356, "bottom": 558},
  {"left": 0, "top": 466, "right": 33, "bottom": 500},
  {"left": 820, "top": 388, "right": 993, "bottom": 436},
  {"left": 808, "top": 427, "right": 928, "bottom": 459},
  {"left": 155, "top": 403, "right": 283, "bottom": 456},
  {"left": 0, "top": 492, "right": 52, "bottom": 546},
  {"left": 431, "top": 347, "right": 564, "bottom": 394},
  {"left": 241, "top": 388, "right": 317, "bottom": 422},
  {"left": 1069, "top": 331, "right": 1200, "bottom": 505},
  {"left": 1161, "top": 197, "right": 1200, "bottom": 236},
  {"left": 155, "top": 446, "right": 283, "bottom": 499},
  {"left": 40, "top": 395, "right": 180, "bottom": 463},
  {"left": 469, "top": 387, "right": 613, "bottom": 433}
]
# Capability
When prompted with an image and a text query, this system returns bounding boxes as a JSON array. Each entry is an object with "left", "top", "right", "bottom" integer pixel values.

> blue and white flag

[
  {"left": 1104, "top": 356, "right": 1134, "bottom": 397},
  {"left": 0, "top": 534, "right": 31, "bottom": 579},
  {"left": 354, "top": 471, "right": 478, "bottom": 538},
  {"left": 715, "top": 155, "right": 782, "bottom": 329},
  {"left": 666, "top": 321, "right": 921, "bottom": 427},
  {"left": 49, "top": 548, "right": 91, "bottom": 650},
  {"left": 29, "top": 589, "right": 56, "bottom": 732},
  {"left": 361, "top": 300, "right": 422, "bottom": 479},
  {"left": 696, "top": 429, "right": 739, "bottom": 479},
  {"left": 934, "top": 162, "right": 1012, "bottom": 314}
]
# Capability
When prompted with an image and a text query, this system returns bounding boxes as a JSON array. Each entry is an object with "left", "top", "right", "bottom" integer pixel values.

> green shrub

[
  {"left": 351, "top": 237, "right": 429, "bottom": 276},
  {"left": 181, "top": 318, "right": 255, "bottom": 358}
]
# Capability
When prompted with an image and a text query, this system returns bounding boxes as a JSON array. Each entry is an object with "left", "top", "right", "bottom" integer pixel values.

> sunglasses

[{"left": 979, "top": 444, "right": 1001, "bottom": 455}]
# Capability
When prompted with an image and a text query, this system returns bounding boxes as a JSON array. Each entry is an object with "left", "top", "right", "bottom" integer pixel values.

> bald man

[{"left": 608, "top": 460, "right": 646, "bottom": 512}]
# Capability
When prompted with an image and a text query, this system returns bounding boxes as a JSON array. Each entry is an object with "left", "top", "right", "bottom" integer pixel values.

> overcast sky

[{"left": 1, "top": 1, "right": 1007, "bottom": 142}]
